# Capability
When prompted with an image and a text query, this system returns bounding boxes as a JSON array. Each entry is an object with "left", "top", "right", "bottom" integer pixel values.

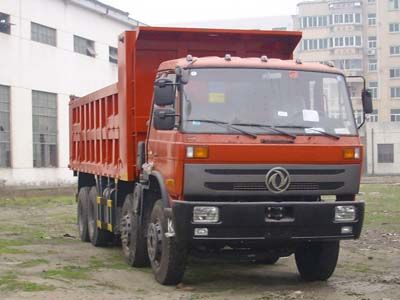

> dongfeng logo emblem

[{"left": 265, "top": 167, "right": 291, "bottom": 193}]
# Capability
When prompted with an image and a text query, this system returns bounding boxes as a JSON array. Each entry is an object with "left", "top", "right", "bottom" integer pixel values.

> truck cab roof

[{"left": 158, "top": 56, "right": 344, "bottom": 75}]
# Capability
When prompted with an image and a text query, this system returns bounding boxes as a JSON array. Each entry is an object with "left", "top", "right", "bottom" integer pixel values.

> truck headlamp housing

[
  {"left": 193, "top": 206, "right": 219, "bottom": 223},
  {"left": 335, "top": 205, "right": 356, "bottom": 222},
  {"left": 343, "top": 147, "right": 361, "bottom": 159},
  {"left": 186, "top": 146, "right": 209, "bottom": 159}
]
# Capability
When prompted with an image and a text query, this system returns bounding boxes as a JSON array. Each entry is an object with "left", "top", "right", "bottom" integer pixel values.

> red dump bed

[{"left": 69, "top": 26, "right": 302, "bottom": 181}]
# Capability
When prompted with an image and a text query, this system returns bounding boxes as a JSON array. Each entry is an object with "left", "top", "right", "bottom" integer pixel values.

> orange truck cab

[{"left": 69, "top": 27, "right": 372, "bottom": 285}]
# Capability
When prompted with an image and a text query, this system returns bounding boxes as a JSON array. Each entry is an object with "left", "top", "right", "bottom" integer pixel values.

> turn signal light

[
  {"left": 186, "top": 146, "right": 209, "bottom": 159},
  {"left": 343, "top": 147, "right": 360, "bottom": 159}
]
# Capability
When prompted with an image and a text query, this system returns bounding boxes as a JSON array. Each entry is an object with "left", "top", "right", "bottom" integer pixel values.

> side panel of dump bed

[{"left": 69, "top": 27, "right": 302, "bottom": 181}]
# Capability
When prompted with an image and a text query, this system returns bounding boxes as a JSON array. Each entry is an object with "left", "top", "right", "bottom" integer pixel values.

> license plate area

[{"left": 265, "top": 206, "right": 294, "bottom": 222}]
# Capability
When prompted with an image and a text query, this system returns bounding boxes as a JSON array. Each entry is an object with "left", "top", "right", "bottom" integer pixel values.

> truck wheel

[
  {"left": 121, "top": 193, "right": 149, "bottom": 267},
  {"left": 87, "top": 186, "right": 112, "bottom": 247},
  {"left": 147, "top": 200, "right": 187, "bottom": 285},
  {"left": 77, "top": 187, "right": 90, "bottom": 242},
  {"left": 295, "top": 241, "right": 340, "bottom": 281}
]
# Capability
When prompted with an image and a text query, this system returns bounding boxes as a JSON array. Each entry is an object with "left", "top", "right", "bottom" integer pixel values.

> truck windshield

[{"left": 181, "top": 68, "right": 357, "bottom": 136}]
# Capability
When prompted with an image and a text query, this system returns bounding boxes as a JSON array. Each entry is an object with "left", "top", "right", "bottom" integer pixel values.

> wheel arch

[{"left": 147, "top": 171, "right": 170, "bottom": 208}]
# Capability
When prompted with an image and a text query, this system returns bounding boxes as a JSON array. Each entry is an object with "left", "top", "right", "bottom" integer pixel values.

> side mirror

[
  {"left": 153, "top": 108, "right": 176, "bottom": 130},
  {"left": 154, "top": 79, "right": 175, "bottom": 106},
  {"left": 362, "top": 89, "right": 373, "bottom": 114}
]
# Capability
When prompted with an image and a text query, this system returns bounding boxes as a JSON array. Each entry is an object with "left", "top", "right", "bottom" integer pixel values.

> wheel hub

[
  {"left": 147, "top": 221, "right": 162, "bottom": 264},
  {"left": 121, "top": 213, "right": 132, "bottom": 253}
]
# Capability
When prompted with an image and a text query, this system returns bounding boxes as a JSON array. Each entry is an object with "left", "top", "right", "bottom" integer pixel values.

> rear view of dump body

[{"left": 69, "top": 27, "right": 302, "bottom": 181}]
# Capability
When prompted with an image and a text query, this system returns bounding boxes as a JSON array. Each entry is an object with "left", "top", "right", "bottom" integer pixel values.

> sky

[{"left": 101, "top": 0, "right": 301, "bottom": 25}]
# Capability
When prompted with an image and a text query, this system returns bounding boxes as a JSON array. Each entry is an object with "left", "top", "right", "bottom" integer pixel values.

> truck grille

[
  {"left": 205, "top": 168, "right": 345, "bottom": 175},
  {"left": 204, "top": 182, "right": 344, "bottom": 191},
  {"left": 184, "top": 163, "right": 360, "bottom": 200}
]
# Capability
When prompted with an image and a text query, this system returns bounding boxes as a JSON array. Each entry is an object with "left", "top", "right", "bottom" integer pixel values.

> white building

[
  {"left": 293, "top": 0, "right": 400, "bottom": 175},
  {"left": 165, "top": 15, "right": 293, "bottom": 31},
  {"left": 0, "top": 0, "right": 142, "bottom": 187}
]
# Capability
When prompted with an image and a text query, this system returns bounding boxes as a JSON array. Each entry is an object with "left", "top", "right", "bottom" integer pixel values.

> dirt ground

[{"left": 0, "top": 184, "right": 399, "bottom": 300}]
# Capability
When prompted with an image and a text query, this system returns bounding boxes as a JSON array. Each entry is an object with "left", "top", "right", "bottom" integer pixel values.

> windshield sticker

[
  {"left": 208, "top": 93, "right": 225, "bottom": 103},
  {"left": 190, "top": 71, "right": 197, "bottom": 76},
  {"left": 335, "top": 128, "right": 350, "bottom": 134},
  {"left": 305, "top": 127, "right": 325, "bottom": 134},
  {"left": 262, "top": 72, "right": 282, "bottom": 80},
  {"left": 302, "top": 109, "right": 320, "bottom": 122},
  {"left": 192, "top": 121, "right": 201, "bottom": 126},
  {"left": 277, "top": 111, "right": 288, "bottom": 117},
  {"left": 208, "top": 82, "right": 225, "bottom": 103}
]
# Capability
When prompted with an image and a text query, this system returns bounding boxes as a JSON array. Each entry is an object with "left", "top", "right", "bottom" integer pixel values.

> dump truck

[{"left": 69, "top": 26, "right": 372, "bottom": 285}]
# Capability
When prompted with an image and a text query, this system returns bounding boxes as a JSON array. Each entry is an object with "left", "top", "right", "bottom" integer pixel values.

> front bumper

[{"left": 172, "top": 200, "right": 364, "bottom": 245}]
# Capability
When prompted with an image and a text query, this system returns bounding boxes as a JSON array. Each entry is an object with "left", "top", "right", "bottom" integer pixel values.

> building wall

[
  {"left": 294, "top": 0, "right": 400, "bottom": 175},
  {"left": 365, "top": 122, "right": 400, "bottom": 174},
  {"left": 0, "top": 0, "right": 137, "bottom": 186}
]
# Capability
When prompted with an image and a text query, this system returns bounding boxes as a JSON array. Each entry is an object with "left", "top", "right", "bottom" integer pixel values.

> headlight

[
  {"left": 343, "top": 147, "right": 361, "bottom": 159},
  {"left": 186, "top": 146, "right": 209, "bottom": 158},
  {"left": 193, "top": 206, "right": 219, "bottom": 223},
  {"left": 335, "top": 205, "right": 356, "bottom": 222}
]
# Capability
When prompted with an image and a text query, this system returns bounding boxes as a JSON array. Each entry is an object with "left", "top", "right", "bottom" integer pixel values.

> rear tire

[
  {"left": 295, "top": 241, "right": 339, "bottom": 281},
  {"left": 87, "top": 186, "right": 113, "bottom": 247},
  {"left": 77, "top": 187, "right": 90, "bottom": 242},
  {"left": 147, "top": 200, "right": 187, "bottom": 285},
  {"left": 121, "top": 193, "right": 149, "bottom": 267}
]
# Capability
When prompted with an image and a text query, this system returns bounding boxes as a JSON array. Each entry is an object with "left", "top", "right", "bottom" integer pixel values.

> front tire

[
  {"left": 77, "top": 187, "right": 90, "bottom": 242},
  {"left": 147, "top": 200, "right": 187, "bottom": 285},
  {"left": 120, "top": 193, "right": 149, "bottom": 267},
  {"left": 295, "top": 241, "right": 340, "bottom": 281},
  {"left": 87, "top": 186, "right": 113, "bottom": 247}
]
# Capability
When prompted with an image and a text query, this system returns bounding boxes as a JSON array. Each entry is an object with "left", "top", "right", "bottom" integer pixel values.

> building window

[
  {"left": 109, "top": 46, "right": 118, "bottom": 63},
  {"left": 332, "top": 13, "right": 361, "bottom": 24},
  {"left": 368, "top": 36, "right": 377, "bottom": 49},
  {"left": 390, "top": 45, "right": 400, "bottom": 55},
  {"left": 0, "top": 85, "right": 11, "bottom": 168},
  {"left": 368, "top": 59, "right": 378, "bottom": 71},
  {"left": 368, "top": 14, "right": 376, "bottom": 26},
  {"left": 74, "top": 35, "right": 96, "bottom": 57},
  {"left": 302, "top": 38, "right": 329, "bottom": 51},
  {"left": 390, "top": 68, "right": 400, "bottom": 78},
  {"left": 0, "top": 12, "right": 11, "bottom": 34},
  {"left": 333, "top": 36, "right": 362, "bottom": 48},
  {"left": 378, "top": 144, "right": 394, "bottom": 163},
  {"left": 369, "top": 81, "right": 378, "bottom": 99},
  {"left": 367, "top": 109, "right": 378, "bottom": 122},
  {"left": 389, "top": 23, "right": 400, "bottom": 33},
  {"left": 335, "top": 59, "right": 362, "bottom": 70},
  {"left": 31, "top": 22, "right": 57, "bottom": 46},
  {"left": 354, "top": 109, "right": 363, "bottom": 126},
  {"left": 390, "top": 108, "right": 400, "bottom": 121},
  {"left": 389, "top": 0, "right": 399, "bottom": 10},
  {"left": 391, "top": 87, "right": 400, "bottom": 98},
  {"left": 301, "top": 15, "right": 328, "bottom": 28},
  {"left": 344, "top": 13, "right": 354, "bottom": 23},
  {"left": 32, "top": 90, "right": 57, "bottom": 168}
]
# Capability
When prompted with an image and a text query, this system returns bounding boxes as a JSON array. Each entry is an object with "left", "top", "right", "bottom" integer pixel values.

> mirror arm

[
  {"left": 358, "top": 114, "right": 366, "bottom": 129},
  {"left": 347, "top": 75, "right": 367, "bottom": 129},
  {"left": 347, "top": 75, "right": 366, "bottom": 90}
]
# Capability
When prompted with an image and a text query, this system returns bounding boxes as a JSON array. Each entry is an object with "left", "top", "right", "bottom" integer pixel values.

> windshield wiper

[
  {"left": 275, "top": 125, "right": 340, "bottom": 140},
  {"left": 186, "top": 119, "right": 258, "bottom": 139},
  {"left": 231, "top": 123, "right": 296, "bottom": 139}
]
